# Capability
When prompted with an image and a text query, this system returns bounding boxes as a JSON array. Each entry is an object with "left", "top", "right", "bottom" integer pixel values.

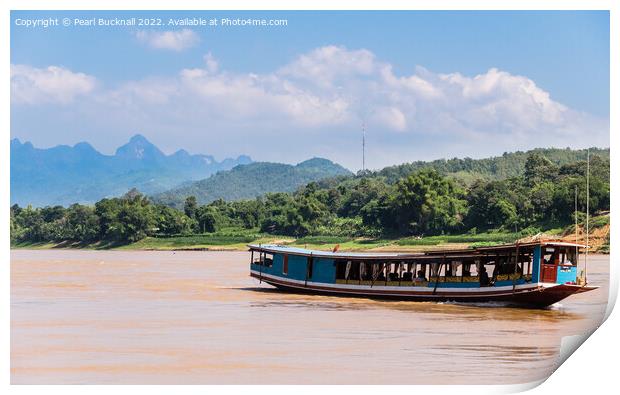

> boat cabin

[{"left": 249, "top": 241, "right": 583, "bottom": 289}]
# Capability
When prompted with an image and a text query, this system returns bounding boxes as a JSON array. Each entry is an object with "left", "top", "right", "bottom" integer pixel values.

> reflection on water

[{"left": 11, "top": 250, "right": 609, "bottom": 384}]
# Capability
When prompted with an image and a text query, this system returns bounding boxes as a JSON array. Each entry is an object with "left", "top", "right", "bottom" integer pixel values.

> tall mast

[
  {"left": 585, "top": 148, "right": 590, "bottom": 284},
  {"left": 362, "top": 121, "right": 366, "bottom": 172},
  {"left": 575, "top": 185, "right": 578, "bottom": 246}
]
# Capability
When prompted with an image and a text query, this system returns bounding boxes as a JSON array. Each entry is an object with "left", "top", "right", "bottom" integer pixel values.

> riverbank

[{"left": 10, "top": 223, "right": 610, "bottom": 253}]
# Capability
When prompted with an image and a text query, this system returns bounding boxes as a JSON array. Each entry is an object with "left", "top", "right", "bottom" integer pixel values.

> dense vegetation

[
  {"left": 10, "top": 149, "right": 610, "bottom": 246},
  {"left": 372, "top": 147, "right": 609, "bottom": 184}
]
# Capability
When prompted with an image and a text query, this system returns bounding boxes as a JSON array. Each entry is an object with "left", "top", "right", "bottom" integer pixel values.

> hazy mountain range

[
  {"left": 10, "top": 134, "right": 252, "bottom": 207},
  {"left": 12, "top": 134, "right": 607, "bottom": 210},
  {"left": 10, "top": 134, "right": 353, "bottom": 207}
]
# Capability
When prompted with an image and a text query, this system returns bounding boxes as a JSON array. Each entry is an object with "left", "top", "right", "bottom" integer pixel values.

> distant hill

[
  {"left": 153, "top": 158, "right": 353, "bottom": 208},
  {"left": 372, "top": 147, "right": 610, "bottom": 185},
  {"left": 10, "top": 134, "right": 252, "bottom": 206}
]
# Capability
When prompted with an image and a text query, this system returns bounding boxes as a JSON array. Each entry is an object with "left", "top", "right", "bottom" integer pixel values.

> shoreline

[
  {"left": 9, "top": 240, "right": 462, "bottom": 253},
  {"left": 10, "top": 231, "right": 609, "bottom": 254}
]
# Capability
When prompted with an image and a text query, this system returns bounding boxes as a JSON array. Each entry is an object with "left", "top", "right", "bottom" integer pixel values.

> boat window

[
  {"left": 430, "top": 260, "right": 454, "bottom": 280},
  {"left": 480, "top": 262, "right": 494, "bottom": 286},
  {"left": 360, "top": 262, "right": 372, "bottom": 281},
  {"left": 556, "top": 246, "right": 577, "bottom": 266},
  {"left": 402, "top": 262, "right": 414, "bottom": 281},
  {"left": 282, "top": 254, "right": 288, "bottom": 275},
  {"left": 349, "top": 261, "right": 360, "bottom": 280},
  {"left": 264, "top": 253, "right": 274, "bottom": 267},
  {"left": 388, "top": 262, "right": 400, "bottom": 282},
  {"left": 523, "top": 254, "right": 533, "bottom": 280},
  {"left": 373, "top": 262, "right": 387, "bottom": 282},
  {"left": 414, "top": 263, "right": 428, "bottom": 283},
  {"left": 254, "top": 252, "right": 273, "bottom": 267},
  {"left": 335, "top": 260, "right": 347, "bottom": 280},
  {"left": 468, "top": 261, "right": 479, "bottom": 276},
  {"left": 497, "top": 256, "right": 518, "bottom": 275},
  {"left": 461, "top": 261, "right": 471, "bottom": 276},
  {"left": 431, "top": 262, "right": 440, "bottom": 278},
  {"left": 445, "top": 261, "right": 453, "bottom": 277},
  {"left": 543, "top": 247, "right": 558, "bottom": 265},
  {"left": 448, "top": 261, "right": 460, "bottom": 278},
  {"left": 565, "top": 247, "right": 577, "bottom": 266}
]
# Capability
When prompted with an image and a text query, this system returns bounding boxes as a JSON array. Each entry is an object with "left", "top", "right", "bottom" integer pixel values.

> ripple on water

[{"left": 10, "top": 250, "right": 609, "bottom": 384}]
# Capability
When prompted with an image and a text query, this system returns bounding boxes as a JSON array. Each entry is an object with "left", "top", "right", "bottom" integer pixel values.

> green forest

[{"left": 10, "top": 148, "right": 610, "bottom": 248}]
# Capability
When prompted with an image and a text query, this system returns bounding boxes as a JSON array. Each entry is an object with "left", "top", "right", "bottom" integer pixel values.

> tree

[
  {"left": 154, "top": 205, "right": 193, "bottom": 235},
  {"left": 115, "top": 201, "right": 154, "bottom": 242},
  {"left": 260, "top": 204, "right": 310, "bottom": 236},
  {"left": 360, "top": 194, "right": 392, "bottom": 229},
  {"left": 10, "top": 204, "right": 25, "bottom": 242},
  {"left": 529, "top": 182, "right": 555, "bottom": 222},
  {"left": 338, "top": 177, "right": 389, "bottom": 218},
  {"left": 95, "top": 198, "right": 122, "bottom": 239},
  {"left": 65, "top": 204, "right": 99, "bottom": 241},
  {"left": 196, "top": 205, "right": 222, "bottom": 233},
  {"left": 10, "top": 204, "right": 22, "bottom": 218},
  {"left": 13, "top": 205, "right": 46, "bottom": 241},
  {"left": 389, "top": 169, "right": 466, "bottom": 235},
  {"left": 94, "top": 191, "right": 155, "bottom": 242},
  {"left": 184, "top": 196, "right": 198, "bottom": 219},
  {"left": 524, "top": 153, "right": 558, "bottom": 185},
  {"left": 230, "top": 199, "right": 265, "bottom": 229},
  {"left": 465, "top": 179, "right": 526, "bottom": 231}
]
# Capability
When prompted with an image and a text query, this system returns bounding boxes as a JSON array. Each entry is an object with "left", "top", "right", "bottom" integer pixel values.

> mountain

[
  {"left": 153, "top": 158, "right": 353, "bottom": 208},
  {"left": 10, "top": 134, "right": 252, "bottom": 207}
]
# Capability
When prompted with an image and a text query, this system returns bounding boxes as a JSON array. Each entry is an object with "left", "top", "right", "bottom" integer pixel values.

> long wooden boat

[{"left": 248, "top": 241, "right": 598, "bottom": 308}]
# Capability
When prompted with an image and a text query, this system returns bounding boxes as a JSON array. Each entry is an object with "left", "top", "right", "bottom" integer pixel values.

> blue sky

[{"left": 10, "top": 10, "right": 610, "bottom": 170}]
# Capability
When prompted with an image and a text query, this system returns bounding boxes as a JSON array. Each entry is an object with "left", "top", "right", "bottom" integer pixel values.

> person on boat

[
  {"left": 376, "top": 269, "right": 386, "bottom": 282},
  {"left": 480, "top": 266, "right": 491, "bottom": 287},
  {"left": 415, "top": 270, "right": 427, "bottom": 282},
  {"left": 388, "top": 265, "right": 399, "bottom": 281}
]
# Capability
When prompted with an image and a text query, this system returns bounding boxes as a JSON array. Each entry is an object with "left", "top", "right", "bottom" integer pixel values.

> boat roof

[
  {"left": 248, "top": 240, "right": 586, "bottom": 261},
  {"left": 424, "top": 240, "right": 587, "bottom": 255},
  {"left": 249, "top": 244, "right": 414, "bottom": 260}
]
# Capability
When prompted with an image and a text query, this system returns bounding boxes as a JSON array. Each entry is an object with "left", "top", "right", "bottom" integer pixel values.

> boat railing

[{"left": 496, "top": 273, "right": 522, "bottom": 282}]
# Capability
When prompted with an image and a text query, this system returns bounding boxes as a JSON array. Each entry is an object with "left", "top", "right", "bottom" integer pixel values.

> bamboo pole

[
  {"left": 585, "top": 149, "right": 589, "bottom": 284},
  {"left": 433, "top": 256, "right": 445, "bottom": 295}
]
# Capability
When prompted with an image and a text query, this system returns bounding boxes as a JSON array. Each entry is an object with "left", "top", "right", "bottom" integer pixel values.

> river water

[{"left": 10, "top": 250, "right": 609, "bottom": 384}]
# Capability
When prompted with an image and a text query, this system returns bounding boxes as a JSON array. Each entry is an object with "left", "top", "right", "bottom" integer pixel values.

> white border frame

[{"left": 3, "top": 1, "right": 616, "bottom": 394}]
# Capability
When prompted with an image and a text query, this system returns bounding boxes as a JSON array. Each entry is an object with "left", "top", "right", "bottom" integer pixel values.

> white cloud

[
  {"left": 12, "top": 45, "right": 608, "bottom": 169},
  {"left": 278, "top": 45, "right": 377, "bottom": 89},
  {"left": 372, "top": 107, "right": 407, "bottom": 132},
  {"left": 135, "top": 29, "right": 199, "bottom": 51},
  {"left": 107, "top": 45, "right": 593, "bottom": 137},
  {"left": 203, "top": 52, "right": 219, "bottom": 74},
  {"left": 10, "top": 64, "right": 97, "bottom": 104}
]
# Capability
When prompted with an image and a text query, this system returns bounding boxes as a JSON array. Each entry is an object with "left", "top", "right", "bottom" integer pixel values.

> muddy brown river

[{"left": 10, "top": 250, "right": 609, "bottom": 384}]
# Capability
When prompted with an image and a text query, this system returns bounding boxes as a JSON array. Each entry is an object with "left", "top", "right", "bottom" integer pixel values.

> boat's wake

[
  {"left": 438, "top": 300, "right": 514, "bottom": 308},
  {"left": 439, "top": 300, "right": 566, "bottom": 310}
]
